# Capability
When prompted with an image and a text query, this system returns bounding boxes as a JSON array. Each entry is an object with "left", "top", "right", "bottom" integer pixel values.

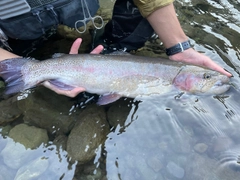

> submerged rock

[
  {"left": 166, "top": 161, "right": 185, "bottom": 179},
  {"left": 0, "top": 80, "right": 5, "bottom": 89},
  {"left": 17, "top": 88, "right": 79, "bottom": 135},
  {"left": 147, "top": 156, "right": 163, "bottom": 172},
  {"left": 107, "top": 99, "right": 133, "bottom": 129},
  {"left": 67, "top": 105, "right": 109, "bottom": 164},
  {"left": 212, "top": 136, "right": 233, "bottom": 152},
  {"left": 53, "top": 134, "right": 68, "bottom": 150},
  {"left": 9, "top": 123, "right": 48, "bottom": 149},
  {"left": 194, "top": 143, "right": 208, "bottom": 153},
  {"left": 0, "top": 96, "right": 22, "bottom": 125},
  {"left": 1, "top": 138, "right": 37, "bottom": 169},
  {"left": 0, "top": 125, "right": 12, "bottom": 137}
]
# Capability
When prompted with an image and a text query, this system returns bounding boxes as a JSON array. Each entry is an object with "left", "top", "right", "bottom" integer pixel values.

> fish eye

[{"left": 203, "top": 73, "right": 211, "bottom": 79}]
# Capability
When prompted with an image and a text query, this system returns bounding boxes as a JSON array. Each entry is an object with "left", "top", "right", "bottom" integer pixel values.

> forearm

[
  {"left": 146, "top": 3, "right": 188, "bottom": 48},
  {"left": 0, "top": 48, "right": 20, "bottom": 61}
]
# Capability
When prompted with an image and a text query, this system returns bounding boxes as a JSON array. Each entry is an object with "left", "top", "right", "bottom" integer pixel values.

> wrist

[{"left": 166, "top": 40, "right": 191, "bottom": 56}]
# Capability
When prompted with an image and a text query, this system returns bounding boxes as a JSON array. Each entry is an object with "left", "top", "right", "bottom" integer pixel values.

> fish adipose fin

[
  {"left": 97, "top": 93, "right": 122, "bottom": 105},
  {"left": 0, "top": 58, "right": 36, "bottom": 94}
]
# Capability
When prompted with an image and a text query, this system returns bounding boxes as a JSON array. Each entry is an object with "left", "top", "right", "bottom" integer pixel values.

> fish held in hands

[{"left": 0, "top": 54, "right": 230, "bottom": 105}]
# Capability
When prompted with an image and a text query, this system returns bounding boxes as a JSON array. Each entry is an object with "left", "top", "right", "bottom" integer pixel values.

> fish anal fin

[{"left": 97, "top": 93, "right": 122, "bottom": 105}]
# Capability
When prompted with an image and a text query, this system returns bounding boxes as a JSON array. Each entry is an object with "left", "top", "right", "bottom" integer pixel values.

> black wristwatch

[{"left": 166, "top": 40, "right": 191, "bottom": 56}]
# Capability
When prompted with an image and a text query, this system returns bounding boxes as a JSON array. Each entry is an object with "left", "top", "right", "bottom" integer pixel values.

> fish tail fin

[{"left": 0, "top": 58, "right": 34, "bottom": 94}]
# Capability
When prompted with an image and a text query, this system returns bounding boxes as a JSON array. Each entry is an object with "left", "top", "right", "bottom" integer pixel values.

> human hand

[
  {"left": 0, "top": 48, "right": 20, "bottom": 61},
  {"left": 42, "top": 38, "right": 104, "bottom": 97},
  {"left": 146, "top": 3, "right": 232, "bottom": 77},
  {"left": 169, "top": 48, "right": 232, "bottom": 77}
]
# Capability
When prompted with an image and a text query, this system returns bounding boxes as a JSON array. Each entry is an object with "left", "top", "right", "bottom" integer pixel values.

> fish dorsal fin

[
  {"left": 107, "top": 51, "right": 132, "bottom": 56},
  {"left": 52, "top": 53, "right": 66, "bottom": 58}
]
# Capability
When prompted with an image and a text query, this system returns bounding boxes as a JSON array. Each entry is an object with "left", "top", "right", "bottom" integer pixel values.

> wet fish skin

[{"left": 0, "top": 54, "right": 230, "bottom": 105}]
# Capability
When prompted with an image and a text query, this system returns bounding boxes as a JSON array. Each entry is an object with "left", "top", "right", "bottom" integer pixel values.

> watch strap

[{"left": 166, "top": 41, "right": 191, "bottom": 56}]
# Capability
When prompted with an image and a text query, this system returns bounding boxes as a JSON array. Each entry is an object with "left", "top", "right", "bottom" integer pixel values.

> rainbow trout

[{"left": 0, "top": 54, "right": 230, "bottom": 105}]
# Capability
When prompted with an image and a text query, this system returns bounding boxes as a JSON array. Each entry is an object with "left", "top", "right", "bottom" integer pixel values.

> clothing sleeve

[{"left": 133, "top": 0, "right": 174, "bottom": 18}]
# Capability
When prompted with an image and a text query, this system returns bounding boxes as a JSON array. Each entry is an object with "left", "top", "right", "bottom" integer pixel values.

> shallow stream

[{"left": 1, "top": 0, "right": 240, "bottom": 179}]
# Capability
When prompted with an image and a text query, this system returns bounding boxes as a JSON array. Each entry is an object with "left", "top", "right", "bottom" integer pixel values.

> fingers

[
  {"left": 42, "top": 81, "right": 85, "bottom": 98},
  {"left": 69, "top": 38, "right": 82, "bottom": 54},
  {"left": 170, "top": 48, "right": 232, "bottom": 77},
  {"left": 90, "top": 45, "right": 104, "bottom": 54},
  {"left": 69, "top": 38, "right": 103, "bottom": 55},
  {"left": 212, "top": 66, "right": 232, "bottom": 77}
]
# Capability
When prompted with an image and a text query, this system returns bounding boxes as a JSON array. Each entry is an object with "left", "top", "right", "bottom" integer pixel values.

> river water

[{"left": 1, "top": 0, "right": 240, "bottom": 179}]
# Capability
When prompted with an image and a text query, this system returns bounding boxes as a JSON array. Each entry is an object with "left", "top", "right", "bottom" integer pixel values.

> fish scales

[
  {"left": 25, "top": 54, "right": 181, "bottom": 93},
  {"left": 0, "top": 54, "right": 230, "bottom": 105}
]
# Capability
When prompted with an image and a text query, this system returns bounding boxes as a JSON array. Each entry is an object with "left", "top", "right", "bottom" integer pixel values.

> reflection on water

[
  {"left": 1, "top": 0, "right": 240, "bottom": 179},
  {"left": 0, "top": 137, "right": 77, "bottom": 180},
  {"left": 105, "top": 89, "right": 240, "bottom": 179}
]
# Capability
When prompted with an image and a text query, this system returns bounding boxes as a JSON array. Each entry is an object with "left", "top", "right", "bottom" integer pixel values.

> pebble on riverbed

[
  {"left": 0, "top": 97, "right": 22, "bottom": 125},
  {"left": 0, "top": 81, "right": 5, "bottom": 88},
  {"left": 194, "top": 143, "right": 208, "bottom": 153},
  {"left": 67, "top": 105, "right": 109, "bottom": 164},
  {"left": 9, "top": 123, "right": 49, "bottom": 149}
]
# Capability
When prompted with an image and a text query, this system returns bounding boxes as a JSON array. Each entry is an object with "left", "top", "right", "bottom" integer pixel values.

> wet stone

[
  {"left": 67, "top": 105, "right": 109, "bottom": 164},
  {"left": 147, "top": 156, "right": 163, "bottom": 172},
  {"left": 0, "top": 80, "right": 5, "bottom": 88},
  {"left": 52, "top": 134, "right": 68, "bottom": 150},
  {"left": 18, "top": 88, "right": 78, "bottom": 135},
  {"left": 185, "top": 152, "right": 240, "bottom": 180},
  {"left": 107, "top": 99, "right": 132, "bottom": 129},
  {"left": 86, "top": 170, "right": 102, "bottom": 180},
  {"left": 0, "top": 96, "right": 22, "bottom": 125},
  {"left": 0, "top": 125, "right": 12, "bottom": 137},
  {"left": 166, "top": 161, "right": 185, "bottom": 179},
  {"left": 1, "top": 138, "right": 37, "bottom": 169},
  {"left": 194, "top": 143, "right": 208, "bottom": 153},
  {"left": 9, "top": 123, "right": 48, "bottom": 149},
  {"left": 212, "top": 136, "right": 233, "bottom": 152}
]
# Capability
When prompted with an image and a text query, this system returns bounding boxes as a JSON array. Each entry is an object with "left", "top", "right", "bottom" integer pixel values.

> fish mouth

[
  {"left": 211, "top": 79, "right": 231, "bottom": 94},
  {"left": 214, "top": 80, "right": 229, "bottom": 87}
]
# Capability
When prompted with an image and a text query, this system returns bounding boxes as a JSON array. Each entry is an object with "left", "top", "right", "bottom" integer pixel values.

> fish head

[{"left": 173, "top": 66, "right": 230, "bottom": 95}]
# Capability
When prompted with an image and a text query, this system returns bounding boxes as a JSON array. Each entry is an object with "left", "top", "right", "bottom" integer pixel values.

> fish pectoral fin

[
  {"left": 48, "top": 79, "right": 75, "bottom": 91},
  {"left": 97, "top": 93, "right": 122, "bottom": 105}
]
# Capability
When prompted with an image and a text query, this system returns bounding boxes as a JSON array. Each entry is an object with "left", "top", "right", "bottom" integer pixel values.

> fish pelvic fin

[
  {"left": 0, "top": 58, "right": 35, "bottom": 95},
  {"left": 48, "top": 79, "right": 76, "bottom": 90},
  {"left": 97, "top": 93, "right": 122, "bottom": 105}
]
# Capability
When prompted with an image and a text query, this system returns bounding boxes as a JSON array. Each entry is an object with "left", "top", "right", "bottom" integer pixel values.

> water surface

[{"left": 1, "top": 0, "right": 240, "bottom": 179}]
